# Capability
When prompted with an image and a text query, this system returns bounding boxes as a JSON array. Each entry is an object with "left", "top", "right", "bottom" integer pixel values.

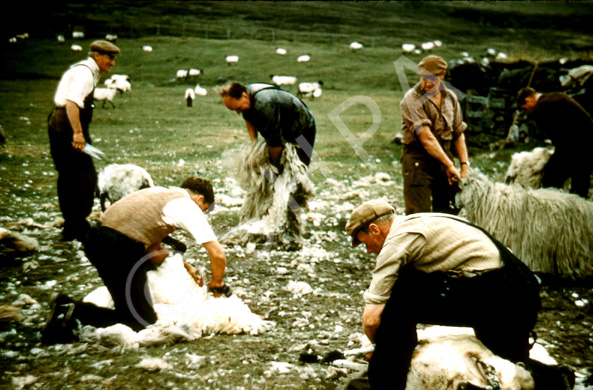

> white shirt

[
  {"left": 53, "top": 58, "right": 101, "bottom": 108},
  {"left": 162, "top": 189, "right": 217, "bottom": 245}
]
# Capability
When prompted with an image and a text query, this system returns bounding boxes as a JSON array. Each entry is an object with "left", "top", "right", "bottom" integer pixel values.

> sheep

[
  {"left": 349, "top": 42, "right": 363, "bottom": 50},
  {"left": 72, "top": 31, "right": 84, "bottom": 39},
  {"left": 456, "top": 171, "right": 593, "bottom": 279},
  {"left": 271, "top": 75, "right": 298, "bottom": 87},
  {"left": 105, "top": 34, "right": 117, "bottom": 42},
  {"left": 298, "top": 81, "right": 323, "bottom": 98},
  {"left": 105, "top": 75, "right": 132, "bottom": 95},
  {"left": 276, "top": 48, "right": 287, "bottom": 55},
  {"left": 433, "top": 40, "right": 443, "bottom": 47},
  {"left": 189, "top": 68, "right": 203, "bottom": 77},
  {"left": 142, "top": 45, "right": 153, "bottom": 52},
  {"left": 80, "top": 253, "right": 274, "bottom": 348},
  {"left": 421, "top": 41, "right": 434, "bottom": 51},
  {"left": 402, "top": 43, "right": 416, "bottom": 53},
  {"left": 57, "top": 35, "right": 65, "bottom": 43},
  {"left": 176, "top": 69, "right": 189, "bottom": 79},
  {"left": 225, "top": 55, "right": 239, "bottom": 65},
  {"left": 70, "top": 44, "right": 82, "bottom": 52},
  {"left": 194, "top": 84, "right": 207, "bottom": 96},
  {"left": 93, "top": 88, "right": 118, "bottom": 108},
  {"left": 185, "top": 88, "right": 195, "bottom": 107},
  {"left": 297, "top": 54, "right": 311, "bottom": 63},
  {"left": 505, "top": 147, "right": 554, "bottom": 189},
  {"left": 97, "top": 163, "right": 154, "bottom": 211}
]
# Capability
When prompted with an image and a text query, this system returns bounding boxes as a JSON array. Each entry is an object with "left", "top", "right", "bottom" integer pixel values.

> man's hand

[
  {"left": 183, "top": 262, "right": 203, "bottom": 286},
  {"left": 446, "top": 165, "right": 461, "bottom": 185},
  {"left": 363, "top": 303, "right": 385, "bottom": 344},
  {"left": 72, "top": 132, "right": 86, "bottom": 152}
]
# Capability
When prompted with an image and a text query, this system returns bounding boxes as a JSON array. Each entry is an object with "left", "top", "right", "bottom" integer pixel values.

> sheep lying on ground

[
  {"left": 80, "top": 254, "right": 274, "bottom": 348},
  {"left": 456, "top": 171, "right": 593, "bottom": 279},
  {"left": 94, "top": 88, "right": 118, "bottom": 108},
  {"left": 220, "top": 140, "right": 315, "bottom": 249},
  {"left": 271, "top": 75, "right": 298, "bottom": 87},
  {"left": 97, "top": 164, "right": 154, "bottom": 211},
  {"left": 298, "top": 81, "right": 323, "bottom": 98},
  {"left": 505, "top": 146, "right": 554, "bottom": 189}
]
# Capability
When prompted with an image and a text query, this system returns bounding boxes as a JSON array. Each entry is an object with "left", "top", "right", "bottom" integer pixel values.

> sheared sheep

[
  {"left": 194, "top": 84, "right": 207, "bottom": 96},
  {"left": 402, "top": 44, "right": 416, "bottom": 53},
  {"left": 271, "top": 75, "right": 298, "bottom": 87},
  {"left": 226, "top": 55, "right": 239, "bottom": 65},
  {"left": 185, "top": 88, "right": 195, "bottom": 107},
  {"left": 297, "top": 54, "right": 311, "bottom": 63},
  {"left": 276, "top": 48, "right": 287, "bottom": 55},
  {"left": 421, "top": 42, "right": 434, "bottom": 51},
  {"left": 93, "top": 88, "right": 118, "bottom": 108},
  {"left": 97, "top": 163, "right": 154, "bottom": 211},
  {"left": 505, "top": 147, "right": 554, "bottom": 189},
  {"left": 349, "top": 42, "right": 363, "bottom": 50},
  {"left": 70, "top": 44, "right": 82, "bottom": 51},
  {"left": 298, "top": 81, "right": 323, "bottom": 98},
  {"left": 456, "top": 171, "right": 593, "bottom": 279},
  {"left": 142, "top": 45, "right": 152, "bottom": 52},
  {"left": 80, "top": 254, "right": 274, "bottom": 348}
]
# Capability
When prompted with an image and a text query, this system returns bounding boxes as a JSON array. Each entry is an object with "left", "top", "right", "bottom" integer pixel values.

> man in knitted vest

[
  {"left": 345, "top": 199, "right": 542, "bottom": 390},
  {"left": 41, "top": 176, "right": 228, "bottom": 344}
]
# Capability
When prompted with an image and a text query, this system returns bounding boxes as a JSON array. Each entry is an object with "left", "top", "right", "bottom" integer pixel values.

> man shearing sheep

[
  {"left": 345, "top": 199, "right": 543, "bottom": 390},
  {"left": 41, "top": 176, "right": 229, "bottom": 344},
  {"left": 48, "top": 40, "right": 120, "bottom": 241}
]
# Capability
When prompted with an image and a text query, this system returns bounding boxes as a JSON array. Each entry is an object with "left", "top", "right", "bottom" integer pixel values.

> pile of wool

[
  {"left": 220, "top": 140, "right": 315, "bottom": 248},
  {"left": 81, "top": 254, "right": 274, "bottom": 348}
]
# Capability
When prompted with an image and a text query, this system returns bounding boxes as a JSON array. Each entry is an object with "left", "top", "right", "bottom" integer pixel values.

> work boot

[{"left": 40, "top": 294, "right": 79, "bottom": 344}]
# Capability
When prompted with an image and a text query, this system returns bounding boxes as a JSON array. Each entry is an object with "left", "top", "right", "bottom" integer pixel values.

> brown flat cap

[
  {"left": 346, "top": 199, "right": 395, "bottom": 247},
  {"left": 90, "top": 40, "right": 121, "bottom": 56},
  {"left": 417, "top": 55, "right": 447, "bottom": 76}
]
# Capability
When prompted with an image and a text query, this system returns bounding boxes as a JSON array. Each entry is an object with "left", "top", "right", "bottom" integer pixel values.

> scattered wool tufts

[
  {"left": 457, "top": 171, "right": 593, "bottom": 279},
  {"left": 505, "top": 146, "right": 554, "bottom": 189},
  {"left": 0, "top": 305, "right": 24, "bottom": 322},
  {"left": 286, "top": 280, "right": 313, "bottom": 295},
  {"left": 0, "top": 228, "right": 39, "bottom": 255},
  {"left": 220, "top": 140, "right": 315, "bottom": 249},
  {"left": 135, "top": 357, "right": 172, "bottom": 371},
  {"left": 81, "top": 254, "right": 274, "bottom": 348}
]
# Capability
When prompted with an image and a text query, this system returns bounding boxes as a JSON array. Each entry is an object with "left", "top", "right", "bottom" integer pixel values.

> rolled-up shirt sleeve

[
  {"left": 162, "top": 198, "right": 217, "bottom": 244},
  {"left": 363, "top": 232, "right": 425, "bottom": 304},
  {"left": 401, "top": 91, "right": 432, "bottom": 138}
]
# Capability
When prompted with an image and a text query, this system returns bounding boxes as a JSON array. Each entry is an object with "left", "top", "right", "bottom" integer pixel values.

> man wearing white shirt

[
  {"left": 41, "top": 176, "right": 228, "bottom": 344},
  {"left": 48, "top": 40, "right": 120, "bottom": 241}
]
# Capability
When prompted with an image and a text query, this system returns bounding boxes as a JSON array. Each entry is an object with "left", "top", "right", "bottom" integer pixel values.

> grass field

[{"left": 1, "top": 2, "right": 593, "bottom": 389}]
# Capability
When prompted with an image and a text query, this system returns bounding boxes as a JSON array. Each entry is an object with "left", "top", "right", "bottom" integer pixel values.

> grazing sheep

[
  {"left": 226, "top": 55, "right": 239, "bottom": 65},
  {"left": 188, "top": 68, "right": 203, "bottom": 77},
  {"left": 70, "top": 44, "right": 82, "bottom": 52},
  {"left": 105, "top": 34, "right": 117, "bottom": 42},
  {"left": 421, "top": 42, "right": 434, "bottom": 51},
  {"left": 142, "top": 45, "right": 153, "bottom": 52},
  {"left": 97, "top": 163, "right": 154, "bottom": 211},
  {"left": 194, "top": 84, "right": 207, "bottom": 96},
  {"left": 185, "top": 88, "right": 195, "bottom": 107},
  {"left": 297, "top": 54, "right": 311, "bottom": 63},
  {"left": 80, "top": 253, "right": 274, "bottom": 348},
  {"left": 72, "top": 31, "right": 84, "bottom": 39},
  {"left": 0, "top": 228, "right": 39, "bottom": 256},
  {"left": 220, "top": 140, "right": 315, "bottom": 249},
  {"left": 57, "top": 35, "right": 65, "bottom": 43},
  {"left": 433, "top": 40, "right": 443, "bottom": 47},
  {"left": 349, "top": 42, "right": 363, "bottom": 50},
  {"left": 402, "top": 43, "right": 416, "bottom": 53},
  {"left": 271, "top": 75, "right": 298, "bottom": 87},
  {"left": 456, "top": 171, "right": 593, "bottom": 279},
  {"left": 105, "top": 75, "right": 131, "bottom": 95},
  {"left": 505, "top": 147, "right": 554, "bottom": 189},
  {"left": 298, "top": 81, "right": 323, "bottom": 98},
  {"left": 176, "top": 69, "right": 189, "bottom": 79},
  {"left": 276, "top": 48, "right": 287, "bottom": 55},
  {"left": 93, "top": 88, "right": 118, "bottom": 108}
]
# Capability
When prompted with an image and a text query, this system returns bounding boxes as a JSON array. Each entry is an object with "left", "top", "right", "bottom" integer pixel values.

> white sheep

[
  {"left": 226, "top": 55, "right": 239, "bottom": 65},
  {"left": 349, "top": 42, "right": 363, "bottom": 50},
  {"left": 433, "top": 40, "right": 443, "bottom": 47},
  {"left": 185, "top": 88, "right": 195, "bottom": 107},
  {"left": 188, "top": 68, "right": 202, "bottom": 77},
  {"left": 457, "top": 171, "right": 593, "bottom": 279},
  {"left": 97, "top": 163, "right": 154, "bottom": 211},
  {"left": 105, "top": 34, "right": 118, "bottom": 42},
  {"left": 57, "top": 35, "right": 65, "bottom": 43},
  {"left": 142, "top": 45, "right": 153, "bottom": 52},
  {"left": 93, "top": 88, "right": 118, "bottom": 108},
  {"left": 72, "top": 31, "right": 84, "bottom": 39},
  {"left": 276, "top": 48, "right": 287, "bottom": 55},
  {"left": 176, "top": 69, "right": 188, "bottom": 79},
  {"left": 194, "top": 84, "right": 207, "bottom": 96},
  {"left": 298, "top": 81, "right": 323, "bottom": 98},
  {"left": 402, "top": 43, "right": 416, "bottom": 53},
  {"left": 271, "top": 75, "right": 298, "bottom": 87},
  {"left": 421, "top": 42, "right": 434, "bottom": 51},
  {"left": 105, "top": 76, "right": 132, "bottom": 95},
  {"left": 297, "top": 54, "right": 311, "bottom": 63},
  {"left": 70, "top": 44, "right": 82, "bottom": 52},
  {"left": 505, "top": 147, "right": 554, "bottom": 189}
]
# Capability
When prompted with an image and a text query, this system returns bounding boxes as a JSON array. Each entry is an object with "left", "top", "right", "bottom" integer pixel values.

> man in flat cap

[
  {"left": 346, "top": 200, "right": 543, "bottom": 390},
  {"left": 48, "top": 40, "right": 120, "bottom": 241},
  {"left": 399, "top": 55, "right": 470, "bottom": 215}
]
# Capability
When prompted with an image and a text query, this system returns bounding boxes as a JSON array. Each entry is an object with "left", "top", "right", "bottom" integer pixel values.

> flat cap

[
  {"left": 417, "top": 55, "right": 447, "bottom": 76},
  {"left": 346, "top": 199, "right": 395, "bottom": 247},
  {"left": 90, "top": 40, "right": 121, "bottom": 56}
]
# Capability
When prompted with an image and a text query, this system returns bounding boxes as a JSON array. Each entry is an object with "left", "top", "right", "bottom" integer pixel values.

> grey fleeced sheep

[
  {"left": 505, "top": 147, "right": 554, "bottom": 189},
  {"left": 97, "top": 164, "right": 154, "bottom": 211},
  {"left": 456, "top": 171, "right": 593, "bottom": 279}
]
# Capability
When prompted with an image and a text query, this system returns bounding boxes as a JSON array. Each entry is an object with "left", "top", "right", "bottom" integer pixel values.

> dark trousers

[
  {"left": 401, "top": 144, "right": 459, "bottom": 215},
  {"left": 48, "top": 113, "right": 97, "bottom": 237},
  {"left": 368, "top": 233, "right": 541, "bottom": 390},
  {"left": 293, "top": 123, "right": 316, "bottom": 167},
  {"left": 73, "top": 225, "right": 157, "bottom": 331},
  {"left": 542, "top": 149, "right": 592, "bottom": 198}
]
